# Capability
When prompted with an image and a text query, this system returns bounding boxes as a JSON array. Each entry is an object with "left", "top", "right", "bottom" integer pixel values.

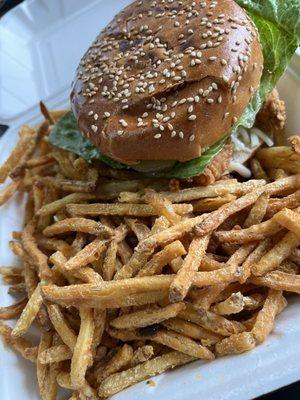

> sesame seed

[
  {"left": 103, "top": 112, "right": 111, "bottom": 118},
  {"left": 222, "top": 75, "right": 229, "bottom": 83},
  {"left": 119, "top": 119, "right": 128, "bottom": 127},
  {"left": 189, "top": 134, "right": 195, "bottom": 142},
  {"left": 171, "top": 131, "right": 177, "bottom": 137},
  {"left": 207, "top": 98, "right": 214, "bottom": 104},
  {"left": 88, "top": 111, "right": 94, "bottom": 116},
  {"left": 179, "top": 131, "right": 184, "bottom": 139},
  {"left": 188, "top": 115, "right": 197, "bottom": 121},
  {"left": 91, "top": 125, "right": 98, "bottom": 132},
  {"left": 167, "top": 123, "right": 173, "bottom": 130},
  {"left": 218, "top": 96, "right": 222, "bottom": 103},
  {"left": 94, "top": 114, "right": 98, "bottom": 120},
  {"left": 209, "top": 56, "right": 217, "bottom": 61},
  {"left": 154, "top": 134, "right": 162, "bottom": 139}
]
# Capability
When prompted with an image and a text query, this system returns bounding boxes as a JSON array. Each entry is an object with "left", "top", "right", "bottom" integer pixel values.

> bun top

[{"left": 71, "top": 0, "right": 263, "bottom": 164}]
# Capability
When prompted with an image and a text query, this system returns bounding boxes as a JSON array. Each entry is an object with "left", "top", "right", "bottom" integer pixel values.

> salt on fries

[{"left": 0, "top": 106, "right": 300, "bottom": 400}]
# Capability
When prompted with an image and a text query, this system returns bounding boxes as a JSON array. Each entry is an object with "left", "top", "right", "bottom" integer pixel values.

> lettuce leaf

[{"left": 49, "top": 0, "right": 299, "bottom": 178}]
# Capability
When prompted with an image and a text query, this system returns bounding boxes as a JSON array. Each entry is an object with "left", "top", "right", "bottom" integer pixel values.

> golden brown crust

[
  {"left": 256, "top": 89, "right": 286, "bottom": 143},
  {"left": 193, "top": 140, "right": 233, "bottom": 186},
  {"left": 71, "top": 0, "right": 263, "bottom": 163}
]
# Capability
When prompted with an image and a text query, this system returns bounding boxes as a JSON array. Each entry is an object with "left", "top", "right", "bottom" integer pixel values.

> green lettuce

[{"left": 49, "top": 0, "right": 299, "bottom": 179}]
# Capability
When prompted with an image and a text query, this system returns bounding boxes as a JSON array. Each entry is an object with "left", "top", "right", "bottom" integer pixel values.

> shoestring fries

[{"left": 0, "top": 106, "right": 300, "bottom": 399}]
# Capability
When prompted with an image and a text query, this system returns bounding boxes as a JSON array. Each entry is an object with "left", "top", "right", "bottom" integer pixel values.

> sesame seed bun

[{"left": 71, "top": 0, "right": 263, "bottom": 164}]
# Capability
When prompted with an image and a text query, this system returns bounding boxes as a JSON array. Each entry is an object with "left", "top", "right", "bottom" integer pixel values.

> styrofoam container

[{"left": 0, "top": 1, "right": 299, "bottom": 400}]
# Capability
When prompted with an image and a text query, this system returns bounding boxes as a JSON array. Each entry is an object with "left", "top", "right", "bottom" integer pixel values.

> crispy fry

[
  {"left": 43, "top": 218, "right": 112, "bottom": 237},
  {"left": 252, "top": 231, "right": 300, "bottom": 276},
  {"left": 266, "top": 190, "right": 300, "bottom": 217},
  {"left": 47, "top": 304, "right": 76, "bottom": 350},
  {"left": 110, "top": 303, "right": 185, "bottom": 329},
  {"left": 98, "top": 351, "right": 195, "bottom": 398},
  {"left": 256, "top": 147, "right": 300, "bottom": 174},
  {"left": 71, "top": 307, "right": 95, "bottom": 389},
  {"left": 40, "top": 101, "right": 55, "bottom": 124},
  {"left": 22, "top": 221, "right": 51, "bottom": 279},
  {"left": 57, "top": 372, "right": 97, "bottom": 400},
  {"left": 38, "top": 344, "right": 72, "bottom": 364},
  {"left": 12, "top": 284, "right": 43, "bottom": 337},
  {"left": 212, "top": 292, "right": 264, "bottom": 315},
  {"left": 144, "top": 189, "right": 185, "bottom": 224},
  {"left": 157, "top": 179, "right": 266, "bottom": 203},
  {"left": 273, "top": 207, "right": 300, "bottom": 239},
  {"left": 149, "top": 329, "right": 214, "bottom": 360},
  {"left": 102, "top": 241, "right": 118, "bottom": 281},
  {"left": 216, "top": 332, "right": 256, "bottom": 356},
  {"left": 195, "top": 188, "right": 265, "bottom": 237},
  {"left": 243, "top": 193, "right": 269, "bottom": 228},
  {"left": 161, "top": 318, "right": 222, "bottom": 345},
  {"left": 138, "top": 241, "right": 186, "bottom": 277},
  {"left": 0, "top": 322, "right": 37, "bottom": 362},
  {"left": 179, "top": 305, "right": 245, "bottom": 336},
  {"left": 131, "top": 345, "right": 154, "bottom": 366},
  {"left": 96, "top": 344, "right": 133, "bottom": 383},
  {"left": 36, "top": 193, "right": 96, "bottom": 216},
  {"left": 125, "top": 218, "right": 150, "bottom": 241},
  {"left": 193, "top": 194, "right": 236, "bottom": 212},
  {"left": 249, "top": 271, "right": 300, "bottom": 294},
  {"left": 252, "top": 289, "right": 287, "bottom": 343},
  {"left": 250, "top": 158, "right": 269, "bottom": 181},
  {"left": 37, "top": 330, "right": 53, "bottom": 400},
  {"left": 65, "top": 237, "right": 107, "bottom": 270},
  {"left": 0, "top": 125, "right": 38, "bottom": 183},
  {"left": 191, "top": 284, "right": 228, "bottom": 310},
  {"left": 67, "top": 202, "right": 192, "bottom": 217},
  {"left": 0, "top": 298, "right": 27, "bottom": 320},
  {"left": 170, "top": 236, "right": 209, "bottom": 302},
  {"left": 114, "top": 247, "right": 154, "bottom": 280},
  {"left": 0, "top": 179, "right": 20, "bottom": 206}
]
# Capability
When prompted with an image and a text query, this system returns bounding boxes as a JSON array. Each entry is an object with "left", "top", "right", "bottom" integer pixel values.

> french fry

[
  {"left": 47, "top": 304, "right": 77, "bottom": 350},
  {"left": 102, "top": 241, "right": 118, "bottom": 281},
  {"left": 12, "top": 284, "right": 43, "bottom": 337},
  {"left": 0, "top": 298, "right": 27, "bottom": 320},
  {"left": 36, "top": 193, "right": 96, "bottom": 216},
  {"left": 0, "top": 179, "right": 20, "bottom": 206},
  {"left": 40, "top": 101, "right": 55, "bottom": 124},
  {"left": 37, "top": 331, "right": 53, "bottom": 400},
  {"left": 243, "top": 193, "right": 269, "bottom": 228},
  {"left": 212, "top": 292, "right": 264, "bottom": 315},
  {"left": 179, "top": 305, "right": 245, "bottom": 336},
  {"left": 110, "top": 303, "right": 185, "bottom": 329},
  {"left": 256, "top": 147, "right": 300, "bottom": 174},
  {"left": 38, "top": 176, "right": 97, "bottom": 193},
  {"left": 67, "top": 203, "right": 192, "bottom": 217},
  {"left": 57, "top": 372, "right": 98, "bottom": 400},
  {"left": 148, "top": 329, "right": 214, "bottom": 360},
  {"left": 99, "top": 351, "right": 195, "bottom": 397},
  {"left": 156, "top": 179, "right": 266, "bottom": 203},
  {"left": 195, "top": 188, "right": 265, "bottom": 237},
  {"left": 161, "top": 318, "right": 222, "bottom": 345},
  {"left": 250, "top": 158, "right": 269, "bottom": 181},
  {"left": 169, "top": 236, "right": 209, "bottom": 302},
  {"left": 131, "top": 345, "right": 154, "bottom": 366},
  {"left": 266, "top": 190, "right": 300, "bottom": 217},
  {"left": 252, "top": 231, "right": 300, "bottom": 276},
  {"left": 150, "top": 215, "right": 170, "bottom": 233},
  {"left": 192, "top": 194, "right": 236, "bottom": 212},
  {"left": 0, "top": 322, "right": 37, "bottom": 362},
  {"left": 191, "top": 284, "right": 228, "bottom": 310},
  {"left": 144, "top": 189, "right": 185, "bottom": 224},
  {"left": 91, "top": 309, "right": 106, "bottom": 358},
  {"left": 71, "top": 307, "right": 95, "bottom": 389},
  {"left": 43, "top": 218, "right": 112, "bottom": 237},
  {"left": 251, "top": 289, "right": 287, "bottom": 344},
  {"left": 273, "top": 207, "right": 300, "bottom": 239},
  {"left": 0, "top": 125, "right": 38, "bottom": 183},
  {"left": 125, "top": 218, "right": 150, "bottom": 241},
  {"left": 22, "top": 221, "right": 52, "bottom": 280},
  {"left": 96, "top": 344, "right": 133, "bottom": 383},
  {"left": 249, "top": 271, "right": 300, "bottom": 294},
  {"left": 216, "top": 332, "right": 256, "bottom": 356},
  {"left": 38, "top": 344, "right": 72, "bottom": 364},
  {"left": 65, "top": 237, "right": 107, "bottom": 270},
  {"left": 114, "top": 247, "right": 154, "bottom": 280},
  {"left": 215, "top": 218, "right": 282, "bottom": 244},
  {"left": 138, "top": 241, "right": 186, "bottom": 277},
  {"left": 36, "top": 236, "right": 73, "bottom": 258}
]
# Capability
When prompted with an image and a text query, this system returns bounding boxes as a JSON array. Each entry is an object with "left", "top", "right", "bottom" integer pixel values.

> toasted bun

[{"left": 71, "top": 0, "right": 263, "bottom": 164}]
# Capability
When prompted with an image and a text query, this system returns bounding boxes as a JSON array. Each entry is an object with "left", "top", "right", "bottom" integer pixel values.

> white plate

[{"left": 1, "top": 1, "right": 300, "bottom": 400}]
